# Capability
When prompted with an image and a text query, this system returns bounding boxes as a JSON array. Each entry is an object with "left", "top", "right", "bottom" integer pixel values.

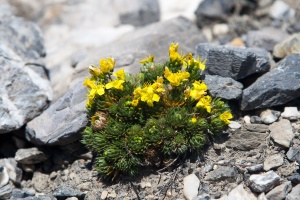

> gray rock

[
  {"left": 250, "top": 116, "right": 262, "bottom": 124},
  {"left": 281, "top": 107, "right": 300, "bottom": 120},
  {"left": 0, "top": 158, "right": 22, "bottom": 185},
  {"left": 53, "top": 185, "right": 86, "bottom": 199},
  {"left": 273, "top": 33, "right": 300, "bottom": 58},
  {"left": 249, "top": 171, "right": 280, "bottom": 193},
  {"left": 205, "top": 166, "right": 237, "bottom": 182},
  {"left": 266, "top": 181, "right": 292, "bottom": 200},
  {"left": 287, "top": 174, "right": 300, "bottom": 184},
  {"left": 183, "top": 174, "right": 200, "bottom": 200},
  {"left": 260, "top": 109, "right": 280, "bottom": 124},
  {"left": 0, "top": 184, "right": 11, "bottom": 200},
  {"left": 228, "top": 121, "right": 242, "bottom": 129},
  {"left": 15, "top": 147, "right": 49, "bottom": 164},
  {"left": 203, "top": 75, "right": 243, "bottom": 100},
  {"left": 269, "top": 0, "right": 295, "bottom": 20},
  {"left": 26, "top": 82, "right": 88, "bottom": 146},
  {"left": 241, "top": 54, "right": 300, "bottom": 110},
  {"left": 286, "top": 146, "right": 300, "bottom": 163},
  {"left": 194, "top": 193, "right": 210, "bottom": 200},
  {"left": 0, "top": 16, "right": 52, "bottom": 134},
  {"left": 244, "top": 124, "right": 269, "bottom": 133},
  {"left": 32, "top": 172, "right": 49, "bottom": 193},
  {"left": 0, "top": 167, "right": 9, "bottom": 188},
  {"left": 11, "top": 188, "right": 26, "bottom": 199},
  {"left": 247, "top": 164, "right": 264, "bottom": 174},
  {"left": 257, "top": 192, "right": 267, "bottom": 200},
  {"left": 246, "top": 27, "right": 289, "bottom": 51},
  {"left": 269, "top": 119, "right": 294, "bottom": 148},
  {"left": 114, "top": 0, "right": 160, "bottom": 27},
  {"left": 286, "top": 183, "right": 300, "bottom": 200},
  {"left": 227, "top": 184, "right": 257, "bottom": 200},
  {"left": 195, "top": 43, "right": 270, "bottom": 80},
  {"left": 263, "top": 154, "right": 284, "bottom": 171},
  {"left": 195, "top": 0, "right": 235, "bottom": 27},
  {"left": 226, "top": 130, "right": 268, "bottom": 151}
]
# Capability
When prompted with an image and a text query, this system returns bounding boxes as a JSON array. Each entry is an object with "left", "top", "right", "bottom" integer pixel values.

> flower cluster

[{"left": 82, "top": 43, "right": 233, "bottom": 179}]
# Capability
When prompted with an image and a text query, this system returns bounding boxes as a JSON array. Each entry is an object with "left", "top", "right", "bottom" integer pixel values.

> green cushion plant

[{"left": 82, "top": 43, "right": 233, "bottom": 179}]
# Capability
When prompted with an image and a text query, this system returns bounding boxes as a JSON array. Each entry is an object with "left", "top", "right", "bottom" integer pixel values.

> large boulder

[
  {"left": 26, "top": 16, "right": 207, "bottom": 146},
  {"left": 195, "top": 43, "right": 270, "bottom": 80},
  {"left": 241, "top": 54, "right": 300, "bottom": 111},
  {"left": 0, "top": 15, "right": 52, "bottom": 134}
]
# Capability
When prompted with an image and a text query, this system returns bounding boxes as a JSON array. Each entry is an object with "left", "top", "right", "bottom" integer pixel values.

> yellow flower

[
  {"left": 220, "top": 111, "right": 233, "bottom": 124},
  {"left": 114, "top": 68, "right": 125, "bottom": 80},
  {"left": 140, "top": 55, "right": 154, "bottom": 65},
  {"left": 196, "top": 96, "right": 212, "bottom": 113},
  {"left": 152, "top": 77, "right": 165, "bottom": 93},
  {"left": 190, "top": 81, "right": 207, "bottom": 100},
  {"left": 131, "top": 99, "right": 139, "bottom": 106},
  {"left": 88, "top": 65, "right": 101, "bottom": 76},
  {"left": 86, "top": 97, "right": 94, "bottom": 108},
  {"left": 83, "top": 77, "right": 95, "bottom": 89},
  {"left": 89, "top": 83, "right": 105, "bottom": 99},
  {"left": 184, "top": 88, "right": 190, "bottom": 99},
  {"left": 133, "top": 87, "right": 142, "bottom": 100},
  {"left": 105, "top": 79, "right": 125, "bottom": 90},
  {"left": 100, "top": 57, "right": 115, "bottom": 73},
  {"left": 164, "top": 67, "right": 190, "bottom": 86},
  {"left": 140, "top": 86, "right": 160, "bottom": 106},
  {"left": 183, "top": 54, "right": 206, "bottom": 71},
  {"left": 191, "top": 117, "right": 197, "bottom": 123},
  {"left": 169, "top": 43, "right": 182, "bottom": 61}
]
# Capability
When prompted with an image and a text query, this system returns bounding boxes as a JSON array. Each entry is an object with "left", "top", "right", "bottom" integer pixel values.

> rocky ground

[{"left": 1, "top": 0, "right": 300, "bottom": 199}]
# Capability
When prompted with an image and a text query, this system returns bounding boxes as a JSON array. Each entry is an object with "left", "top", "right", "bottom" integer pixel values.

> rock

[
  {"left": 263, "top": 154, "right": 284, "bottom": 171},
  {"left": 244, "top": 124, "right": 269, "bottom": 133},
  {"left": 247, "top": 164, "right": 264, "bottom": 174},
  {"left": 0, "top": 158, "right": 22, "bottom": 185},
  {"left": 257, "top": 192, "right": 267, "bottom": 200},
  {"left": 229, "top": 37, "right": 246, "bottom": 47},
  {"left": 195, "top": 0, "right": 235, "bottom": 27},
  {"left": 0, "top": 184, "right": 11, "bottom": 200},
  {"left": 250, "top": 116, "right": 262, "bottom": 124},
  {"left": 286, "top": 146, "right": 300, "bottom": 163},
  {"left": 228, "top": 121, "right": 242, "bottom": 129},
  {"left": 26, "top": 82, "right": 88, "bottom": 146},
  {"left": 212, "top": 24, "right": 229, "bottom": 36},
  {"left": 114, "top": 0, "right": 160, "bottom": 27},
  {"left": 287, "top": 174, "right": 300, "bottom": 184},
  {"left": 286, "top": 183, "right": 300, "bottom": 200},
  {"left": 269, "top": 119, "right": 294, "bottom": 148},
  {"left": 246, "top": 27, "right": 289, "bottom": 51},
  {"left": 100, "top": 191, "right": 108, "bottom": 200},
  {"left": 53, "top": 185, "right": 86, "bottom": 199},
  {"left": 0, "top": 167, "right": 9, "bottom": 188},
  {"left": 0, "top": 16, "right": 52, "bottom": 134},
  {"left": 205, "top": 166, "right": 237, "bottom": 182},
  {"left": 269, "top": 0, "right": 295, "bottom": 20},
  {"left": 248, "top": 171, "right": 280, "bottom": 193},
  {"left": 266, "top": 181, "right": 292, "bottom": 200},
  {"left": 11, "top": 188, "right": 27, "bottom": 199},
  {"left": 244, "top": 115, "right": 251, "bottom": 124},
  {"left": 227, "top": 184, "right": 257, "bottom": 200},
  {"left": 240, "top": 54, "right": 300, "bottom": 110},
  {"left": 281, "top": 107, "right": 300, "bottom": 120},
  {"left": 273, "top": 33, "right": 300, "bottom": 58},
  {"left": 260, "top": 109, "right": 280, "bottom": 124},
  {"left": 21, "top": 164, "right": 35, "bottom": 173},
  {"left": 32, "top": 172, "right": 49, "bottom": 192},
  {"left": 195, "top": 43, "right": 270, "bottom": 80},
  {"left": 15, "top": 147, "right": 49, "bottom": 164},
  {"left": 183, "top": 174, "right": 200, "bottom": 200},
  {"left": 203, "top": 75, "right": 243, "bottom": 100},
  {"left": 226, "top": 130, "right": 268, "bottom": 150}
]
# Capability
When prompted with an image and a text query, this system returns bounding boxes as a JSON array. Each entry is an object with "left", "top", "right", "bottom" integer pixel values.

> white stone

[
  {"left": 229, "top": 121, "right": 242, "bottom": 129},
  {"left": 101, "top": 190, "right": 108, "bottom": 199},
  {"left": 244, "top": 115, "right": 251, "bottom": 124},
  {"left": 263, "top": 154, "right": 284, "bottom": 171},
  {"left": 249, "top": 171, "right": 280, "bottom": 193},
  {"left": 0, "top": 167, "right": 9, "bottom": 188},
  {"left": 269, "top": 0, "right": 293, "bottom": 19},
  {"left": 213, "top": 24, "right": 229, "bottom": 36},
  {"left": 269, "top": 119, "right": 295, "bottom": 148},
  {"left": 227, "top": 184, "right": 257, "bottom": 200},
  {"left": 257, "top": 192, "right": 267, "bottom": 200},
  {"left": 281, "top": 107, "right": 300, "bottom": 120},
  {"left": 183, "top": 174, "right": 200, "bottom": 200},
  {"left": 260, "top": 109, "right": 280, "bottom": 124}
]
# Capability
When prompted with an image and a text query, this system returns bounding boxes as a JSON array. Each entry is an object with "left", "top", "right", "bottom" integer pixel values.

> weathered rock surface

[
  {"left": 26, "top": 82, "right": 88, "bottom": 146},
  {"left": 266, "top": 181, "right": 292, "bottom": 200},
  {"left": 15, "top": 147, "right": 49, "bottom": 164},
  {"left": 227, "top": 184, "right": 257, "bottom": 200},
  {"left": 281, "top": 107, "right": 300, "bottom": 120},
  {"left": 286, "top": 146, "right": 300, "bottom": 163},
  {"left": 195, "top": 43, "right": 270, "bottom": 80},
  {"left": 183, "top": 174, "right": 200, "bottom": 200},
  {"left": 263, "top": 154, "right": 284, "bottom": 171},
  {"left": 203, "top": 75, "right": 243, "bottom": 100},
  {"left": 0, "top": 167, "right": 9, "bottom": 188},
  {"left": 241, "top": 54, "right": 300, "bottom": 111},
  {"left": 0, "top": 158, "right": 22, "bottom": 185},
  {"left": 226, "top": 130, "right": 268, "bottom": 151},
  {"left": 114, "top": 0, "right": 160, "bottom": 27},
  {"left": 246, "top": 27, "right": 289, "bottom": 51},
  {"left": 260, "top": 109, "right": 280, "bottom": 124},
  {"left": 0, "top": 184, "right": 11, "bottom": 199},
  {"left": 286, "top": 183, "right": 300, "bottom": 200},
  {"left": 269, "top": 119, "right": 294, "bottom": 148},
  {"left": 249, "top": 171, "right": 280, "bottom": 193},
  {"left": 205, "top": 166, "right": 237, "bottom": 182},
  {"left": 273, "top": 33, "right": 300, "bottom": 58},
  {"left": 53, "top": 185, "right": 86, "bottom": 199},
  {"left": 0, "top": 15, "right": 52, "bottom": 134}
]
